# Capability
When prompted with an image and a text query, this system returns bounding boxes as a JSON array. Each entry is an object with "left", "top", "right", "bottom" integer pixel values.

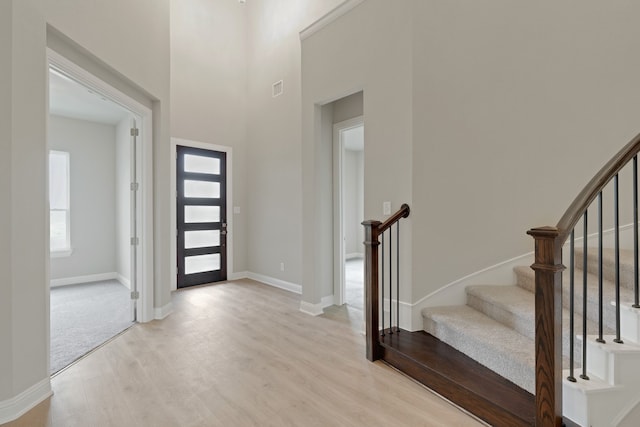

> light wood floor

[{"left": 3, "top": 279, "right": 485, "bottom": 427}]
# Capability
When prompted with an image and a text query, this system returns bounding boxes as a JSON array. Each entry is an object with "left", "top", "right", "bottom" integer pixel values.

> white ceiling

[
  {"left": 49, "top": 69, "right": 131, "bottom": 125},
  {"left": 342, "top": 125, "right": 364, "bottom": 151}
]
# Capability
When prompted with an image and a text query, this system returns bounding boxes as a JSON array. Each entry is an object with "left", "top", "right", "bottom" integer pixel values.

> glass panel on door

[
  {"left": 184, "top": 205, "right": 221, "bottom": 223},
  {"left": 184, "top": 230, "right": 220, "bottom": 249},
  {"left": 184, "top": 155, "right": 221, "bottom": 175}
]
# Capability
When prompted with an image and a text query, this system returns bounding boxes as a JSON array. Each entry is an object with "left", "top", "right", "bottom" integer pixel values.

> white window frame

[{"left": 49, "top": 150, "right": 72, "bottom": 257}]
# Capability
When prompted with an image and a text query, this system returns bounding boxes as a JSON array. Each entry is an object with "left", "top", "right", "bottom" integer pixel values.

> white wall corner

[
  {"left": 300, "top": 295, "right": 334, "bottom": 316},
  {"left": 0, "top": 379, "right": 52, "bottom": 425},
  {"left": 228, "top": 271, "right": 249, "bottom": 281},
  {"left": 300, "top": 0, "right": 365, "bottom": 40},
  {"left": 381, "top": 299, "right": 414, "bottom": 331},
  {"left": 300, "top": 300, "right": 324, "bottom": 316},
  {"left": 117, "top": 274, "right": 131, "bottom": 289},
  {"left": 321, "top": 295, "right": 334, "bottom": 308},
  {"left": 247, "top": 272, "right": 302, "bottom": 294},
  {"left": 154, "top": 302, "right": 173, "bottom": 320}
]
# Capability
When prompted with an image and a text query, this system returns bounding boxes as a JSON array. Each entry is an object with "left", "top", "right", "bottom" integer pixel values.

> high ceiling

[{"left": 49, "top": 69, "right": 131, "bottom": 125}]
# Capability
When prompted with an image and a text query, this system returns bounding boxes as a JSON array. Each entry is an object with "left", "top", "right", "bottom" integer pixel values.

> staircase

[
  {"left": 363, "top": 135, "right": 640, "bottom": 426},
  {"left": 423, "top": 248, "right": 640, "bottom": 426}
]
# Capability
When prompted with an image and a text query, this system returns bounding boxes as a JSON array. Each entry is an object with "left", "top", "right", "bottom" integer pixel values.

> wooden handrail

[
  {"left": 528, "top": 132, "right": 640, "bottom": 426},
  {"left": 378, "top": 203, "right": 411, "bottom": 234},
  {"left": 363, "top": 204, "right": 411, "bottom": 362},
  {"left": 555, "top": 133, "right": 640, "bottom": 244}
]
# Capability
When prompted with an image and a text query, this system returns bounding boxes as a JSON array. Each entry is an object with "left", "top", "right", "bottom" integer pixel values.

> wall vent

[{"left": 272, "top": 80, "right": 283, "bottom": 98}]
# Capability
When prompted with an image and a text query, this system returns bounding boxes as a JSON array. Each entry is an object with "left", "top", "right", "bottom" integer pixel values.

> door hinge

[
  {"left": 130, "top": 237, "right": 139, "bottom": 246},
  {"left": 130, "top": 128, "right": 139, "bottom": 137},
  {"left": 130, "top": 291, "right": 140, "bottom": 300},
  {"left": 130, "top": 182, "right": 139, "bottom": 191}
]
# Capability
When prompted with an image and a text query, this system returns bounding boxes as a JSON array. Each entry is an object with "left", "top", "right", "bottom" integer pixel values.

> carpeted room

[{"left": 48, "top": 71, "right": 136, "bottom": 373}]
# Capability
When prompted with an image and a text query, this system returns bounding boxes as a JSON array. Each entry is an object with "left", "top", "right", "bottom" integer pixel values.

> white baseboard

[
  {"left": 346, "top": 253, "right": 364, "bottom": 260},
  {"left": 117, "top": 274, "right": 131, "bottom": 289},
  {"left": 381, "top": 298, "right": 413, "bottom": 331},
  {"left": 299, "top": 295, "right": 335, "bottom": 316},
  {"left": 0, "top": 378, "right": 52, "bottom": 424},
  {"left": 246, "top": 272, "right": 302, "bottom": 294},
  {"left": 228, "top": 271, "right": 249, "bottom": 281},
  {"left": 154, "top": 303, "right": 172, "bottom": 320},
  {"left": 50, "top": 272, "right": 119, "bottom": 288},
  {"left": 300, "top": 300, "right": 324, "bottom": 316}
]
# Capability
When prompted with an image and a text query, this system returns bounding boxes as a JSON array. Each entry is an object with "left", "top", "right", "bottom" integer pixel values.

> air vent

[{"left": 272, "top": 80, "right": 283, "bottom": 98}]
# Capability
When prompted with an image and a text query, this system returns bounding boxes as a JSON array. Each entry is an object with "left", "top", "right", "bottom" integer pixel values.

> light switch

[{"left": 383, "top": 201, "right": 391, "bottom": 215}]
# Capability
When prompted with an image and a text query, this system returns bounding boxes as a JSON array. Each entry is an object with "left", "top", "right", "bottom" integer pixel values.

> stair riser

[
  {"left": 423, "top": 316, "right": 535, "bottom": 393},
  {"left": 466, "top": 290, "right": 581, "bottom": 365},
  {"left": 563, "top": 382, "right": 624, "bottom": 427},
  {"left": 579, "top": 337, "right": 640, "bottom": 385},
  {"left": 621, "top": 304, "right": 640, "bottom": 343},
  {"left": 576, "top": 248, "right": 637, "bottom": 291},
  {"left": 515, "top": 267, "right": 623, "bottom": 332},
  {"left": 467, "top": 294, "right": 533, "bottom": 338}
]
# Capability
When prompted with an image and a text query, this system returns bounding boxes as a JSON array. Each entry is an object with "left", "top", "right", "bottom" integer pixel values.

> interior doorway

[
  {"left": 47, "top": 50, "right": 152, "bottom": 374},
  {"left": 334, "top": 117, "right": 364, "bottom": 310}
]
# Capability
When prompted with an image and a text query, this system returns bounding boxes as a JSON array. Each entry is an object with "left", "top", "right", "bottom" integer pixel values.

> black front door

[{"left": 176, "top": 145, "right": 227, "bottom": 288}]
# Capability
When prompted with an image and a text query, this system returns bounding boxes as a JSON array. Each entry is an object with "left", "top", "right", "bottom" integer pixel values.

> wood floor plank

[
  {"left": 380, "top": 330, "right": 535, "bottom": 426},
  {"left": 2, "top": 279, "right": 485, "bottom": 427}
]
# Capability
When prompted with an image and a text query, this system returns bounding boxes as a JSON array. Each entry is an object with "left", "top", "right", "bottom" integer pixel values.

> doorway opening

[
  {"left": 47, "top": 50, "right": 152, "bottom": 374},
  {"left": 334, "top": 117, "right": 365, "bottom": 312}
]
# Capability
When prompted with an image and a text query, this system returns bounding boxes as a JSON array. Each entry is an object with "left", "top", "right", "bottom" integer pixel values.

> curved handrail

[
  {"left": 555, "top": 133, "right": 640, "bottom": 244},
  {"left": 378, "top": 203, "right": 410, "bottom": 234}
]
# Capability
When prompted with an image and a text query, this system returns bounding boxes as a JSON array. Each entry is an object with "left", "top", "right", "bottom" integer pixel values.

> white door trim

[
  {"left": 333, "top": 116, "right": 364, "bottom": 306},
  {"left": 170, "top": 138, "right": 234, "bottom": 291},
  {"left": 47, "top": 48, "right": 155, "bottom": 323}
]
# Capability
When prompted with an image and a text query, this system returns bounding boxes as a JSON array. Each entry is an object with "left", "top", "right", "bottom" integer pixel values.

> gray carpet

[{"left": 50, "top": 280, "right": 133, "bottom": 374}]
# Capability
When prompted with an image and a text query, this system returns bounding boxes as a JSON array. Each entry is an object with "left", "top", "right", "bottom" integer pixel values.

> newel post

[
  {"left": 527, "top": 226, "right": 565, "bottom": 427},
  {"left": 363, "top": 219, "right": 382, "bottom": 361}
]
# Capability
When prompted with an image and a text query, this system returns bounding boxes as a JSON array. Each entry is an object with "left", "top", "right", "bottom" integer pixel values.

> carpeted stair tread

[
  {"left": 575, "top": 247, "right": 637, "bottom": 290},
  {"left": 467, "top": 285, "right": 534, "bottom": 338},
  {"left": 515, "top": 265, "right": 634, "bottom": 333},
  {"left": 465, "top": 284, "right": 606, "bottom": 366},
  {"left": 422, "top": 304, "right": 535, "bottom": 393}
]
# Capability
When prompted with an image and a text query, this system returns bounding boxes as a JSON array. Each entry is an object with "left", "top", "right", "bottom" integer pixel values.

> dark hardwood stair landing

[{"left": 379, "top": 330, "right": 535, "bottom": 426}]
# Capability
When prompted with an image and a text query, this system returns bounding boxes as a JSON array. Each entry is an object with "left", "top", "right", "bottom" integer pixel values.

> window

[{"left": 50, "top": 151, "right": 71, "bottom": 255}]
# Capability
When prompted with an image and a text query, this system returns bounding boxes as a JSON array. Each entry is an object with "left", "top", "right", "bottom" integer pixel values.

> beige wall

[
  {"left": 0, "top": 0, "right": 49, "bottom": 404},
  {"left": 301, "top": 0, "right": 640, "bottom": 321},
  {"left": 411, "top": 0, "right": 640, "bottom": 303},
  {"left": 1, "top": 0, "right": 170, "bottom": 410},
  {"left": 246, "top": 0, "right": 344, "bottom": 287},
  {"left": 302, "top": 0, "right": 414, "bottom": 304},
  {"left": 170, "top": 0, "right": 249, "bottom": 273},
  {"left": 333, "top": 90, "right": 363, "bottom": 124},
  {"left": 47, "top": 0, "right": 172, "bottom": 310},
  {"left": 48, "top": 1, "right": 171, "bottom": 300},
  {"left": 49, "top": 116, "right": 117, "bottom": 281},
  {"left": 0, "top": 0, "right": 14, "bottom": 402}
]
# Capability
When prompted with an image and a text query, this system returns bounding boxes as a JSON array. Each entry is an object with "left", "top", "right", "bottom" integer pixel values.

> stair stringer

[{"left": 563, "top": 334, "right": 640, "bottom": 427}]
